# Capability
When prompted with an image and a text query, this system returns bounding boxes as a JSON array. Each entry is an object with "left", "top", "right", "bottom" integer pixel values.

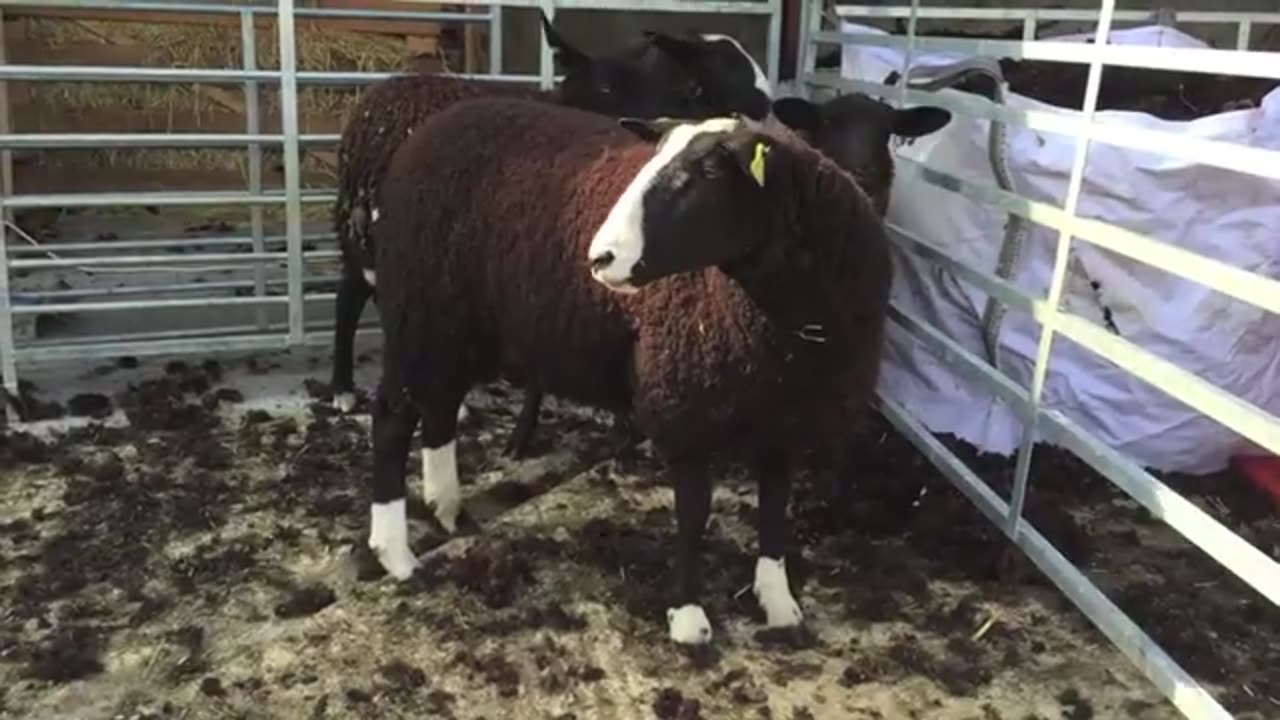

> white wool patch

[
  {"left": 588, "top": 117, "right": 742, "bottom": 292},
  {"left": 362, "top": 269, "right": 377, "bottom": 287},
  {"left": 421, "top": 440, "right": 461, "bottom": 533},
  {"left": 753, "top": 556, "right": 803, "bottom": 628},
  {"left": 369, "top": 500, "right": 418, "bottom": 580},
  {"left": 700, "top": 33, "right": 772, "bottom": 97},
  {"left": 667, "top": 604, "right": 713, "bottom": 644}
]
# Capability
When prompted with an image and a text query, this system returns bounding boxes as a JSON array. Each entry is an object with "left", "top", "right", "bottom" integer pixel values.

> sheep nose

[{"left": 589, "top": 250, "right": 616, "bottom": 273}]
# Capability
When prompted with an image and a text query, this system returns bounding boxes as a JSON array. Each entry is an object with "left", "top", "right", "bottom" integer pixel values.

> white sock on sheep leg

[
  {"left": 368, "top": 499, "right": 418, "bottom": 580},
  {"left": 333, "top": 392, "right": 357, "bottom": 413},
  {"left": 421, "top": 440, "right": 461, "bottom": 533},
  {"left": 753, "top": 556, "right": 803, "bottom": 628},
  {"left": 667, "top": 604, "right": 713, "bottom": 645}
]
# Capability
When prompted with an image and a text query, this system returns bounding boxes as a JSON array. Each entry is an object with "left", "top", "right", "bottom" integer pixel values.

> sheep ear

[
  {"left": 645, "top": 31, "right": 706, "bottom": 66},
  {"left": 540, "top": 11, "right": 590, "bottom": 70},
  {"left": 618, "top": 117, "right": 684, "bottom": 143},
  {"left": 891, "top": 106, "right": 952, "bottom": 137},
  {"left": 771, "top": 97, "right": 822, "bottom": 135}
]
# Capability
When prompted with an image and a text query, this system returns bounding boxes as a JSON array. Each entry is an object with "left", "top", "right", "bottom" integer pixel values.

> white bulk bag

[{"left": 839, "top": 22, "right": 1280, "bottom": 474}]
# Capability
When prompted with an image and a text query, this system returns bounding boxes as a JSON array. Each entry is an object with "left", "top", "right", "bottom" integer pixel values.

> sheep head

[
  {"left": 540, "top": 11, "right": 694, "bottom": 120},
  {"left": 587, "top": 116, "right": 781, "bottom": 294},
  {"left": 771, "top": 93, "right": 951, "bottom": 216},
  {"left": 639, "top": 30, "right": 773, "bottom": 121}
]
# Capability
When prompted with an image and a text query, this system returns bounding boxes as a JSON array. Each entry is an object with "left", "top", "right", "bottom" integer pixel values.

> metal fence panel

[
  {"left": 800, "top": 2, "right": 1280, "bottom": 717},
  {"left": 0, "top": 0, "right": 786, "bottom": 396}
]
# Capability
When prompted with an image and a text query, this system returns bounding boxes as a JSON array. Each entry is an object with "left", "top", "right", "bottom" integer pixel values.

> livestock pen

[{"left": 0, "top": 1, "right": 1277, "bottom": 719}]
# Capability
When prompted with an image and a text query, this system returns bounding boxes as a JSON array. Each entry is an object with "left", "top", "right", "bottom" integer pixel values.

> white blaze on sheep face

[
  {"left": 753, "top": 556, "right": 803, "bottom": 628},
  {"left": 369, "top": 499, "right": 418, "bottom": 580},
  {"left": 700, "top": 33, "right": 772, "bottom": 97},
  {"left": 588, "top": 117, "right": 741, "bottom": 293},
  {"left": 667, "top": 603, "right": 713, "bottom": 644},
  {"left": 421, "top": 440, "right": 461, "bottom": 533}
]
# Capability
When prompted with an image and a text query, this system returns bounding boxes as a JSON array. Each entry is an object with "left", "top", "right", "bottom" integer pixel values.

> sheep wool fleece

[
  {"left": 374, "top": 97, "right": 892, "bottom": 461},
  {"left": 335, "top": 74, "right": 551, "bottom": 262}
]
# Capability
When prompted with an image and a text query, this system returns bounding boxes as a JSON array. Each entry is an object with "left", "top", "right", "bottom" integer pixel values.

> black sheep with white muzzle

[{"left": 367, "top": 97, "right": 891, "bottom": 645}]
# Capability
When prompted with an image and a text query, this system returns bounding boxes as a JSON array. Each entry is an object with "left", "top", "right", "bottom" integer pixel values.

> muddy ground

[{"left": 1, "top": 347, "right": 1277, "bottom": 720}]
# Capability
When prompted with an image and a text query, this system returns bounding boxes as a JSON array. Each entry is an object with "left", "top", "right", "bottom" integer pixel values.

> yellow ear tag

[{"left": 749, "top": 142, "right": 769, "bottom": 187}]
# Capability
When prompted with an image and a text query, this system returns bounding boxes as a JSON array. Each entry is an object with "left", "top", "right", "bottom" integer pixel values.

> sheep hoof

[
  {"left": 429, "top": 503, "right": 460, "bottom": 535},
  {"left": 759, "top": 593, "right": 804, "bottom": 629},
  {"left": 332, "top": 392, "right": 357, "bottom": 413},
  {"left": 368, "top": 538, "right": 419, "bottom": 581},
  {"left": 667, "top": 604, "right": 713, "bottom": 645},
  {"left": 753, "top": 556, "right": 804, "bottom": 628}
]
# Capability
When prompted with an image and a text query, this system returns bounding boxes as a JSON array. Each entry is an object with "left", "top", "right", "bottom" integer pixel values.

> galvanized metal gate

[
  {"left": 0, "top": 0, "right": 784, "bottom": 395},
  {"left": 795, "top": 3, "right": 1280, "bottom": 718}
]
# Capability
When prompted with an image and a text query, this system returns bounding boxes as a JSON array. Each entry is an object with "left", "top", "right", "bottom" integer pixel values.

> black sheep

[
  {"left": 329, "top": 15, "right": 773, "bottom": 459},
  {"left": 367, "top": 97, "right": 891, "bottom": 645}
]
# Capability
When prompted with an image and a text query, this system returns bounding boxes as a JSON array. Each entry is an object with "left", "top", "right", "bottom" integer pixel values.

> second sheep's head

[
  {"left": 770, "top": 93, "right": 952, "bottom": 216},
  {"left": 540, "top": 11, "right": 774, "bottom": 126},
  {"left": 587, "top": 116, "right": 780, "bottom": 294}
]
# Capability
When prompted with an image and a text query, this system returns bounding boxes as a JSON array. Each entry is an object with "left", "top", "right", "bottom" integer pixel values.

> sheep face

[
  {"left": 587, "top": 117, "right": 772, "bottom": 293},
  {"left": 771, "top": 93, "right": 951, "bottom": 214},
  {"left": 640, "top": 31, "right": 773, "bottom": 121}
]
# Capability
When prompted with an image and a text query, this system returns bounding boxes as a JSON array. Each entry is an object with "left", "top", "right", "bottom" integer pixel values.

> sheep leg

[
  {"left": 608, "top": 412, "right": 645, "bottom": 458},
  {"left": 666, "top": 458, "right": 714, "bottom": 645},
  {"left": 419, "top": 395, "right": 467, "bottom": 535},
  {"left": 331, "top": 264, "right": 373, "bottom": 413},
  {"left": 503, "top": 386, "right": 544, "bottom": 459},
  {"left": 369, "top": 393, "right": 421, "bottom": 580},
  {"left": 753, "top": 449, "right": 803, "bottom": 629}
]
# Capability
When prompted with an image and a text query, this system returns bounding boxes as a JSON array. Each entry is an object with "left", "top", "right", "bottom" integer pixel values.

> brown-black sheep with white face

[
  {"left": 478, "top": 90, "right": 950, "bottom": 462},
  {"left": 366, "top": 96, "right": 891, "bottom": 646},
  {"left": 329, "top": 14, "right": 775, "bottom": 440}
]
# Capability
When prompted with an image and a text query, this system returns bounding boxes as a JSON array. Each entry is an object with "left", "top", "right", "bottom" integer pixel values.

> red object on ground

[{"left": 1230, "top": 455, "right": 1280, "bottom": 512}]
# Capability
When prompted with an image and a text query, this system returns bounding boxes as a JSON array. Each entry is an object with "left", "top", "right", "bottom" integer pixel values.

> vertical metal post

[
  {"left": 798, "top": 0, "right": 822, "bottom": 101},
  {"left": 1023, "top": 17, "right": 1037, "bottom": 41},
  {"left": 1005, "top": 0, "right": 1118, "bottom": 539},
  {"left": 1236, "top": 20, "right": 1252, "bottom": 50},
  {"left": 277, "top": 0, "right": 305, "bottom": 345},
  {"left": 898, "top": 0, "right": 921, "bottom": 108},
  {"left": 765, "top": 0, "right": 782, "bottom": 90},
  {"left": 241, "top": 11, "right": 267, "bottom": 332},
  {"left": 0, "top": 198, "right": 15, "bottom": 403},
  {"left": 0, "top": 8, "right": 17, "bottom": 401},
  {"left": 489, "top": 3, "right": 504, "bottom": 76},
  {"left": 538, "top": 0, "right": 555, "bottom": 91}
]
